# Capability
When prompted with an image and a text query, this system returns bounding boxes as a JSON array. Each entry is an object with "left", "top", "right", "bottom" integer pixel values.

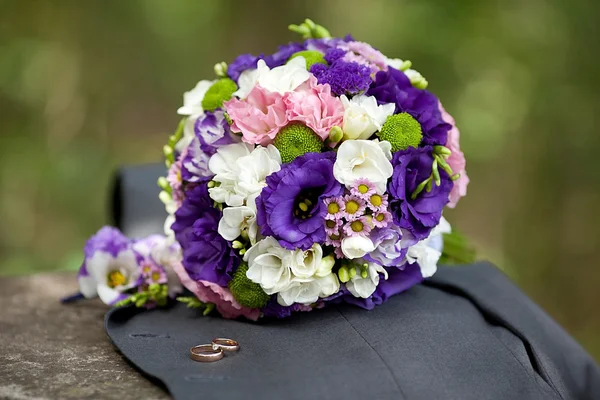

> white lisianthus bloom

[
  {"left": 79, "top": 250, "right": 141, "bottom": 304},
  {"left": 405, "top": 217, "right": 452, "bottom": 278},
  {"left": 346, "top": 262, "right": 389, "bottom": 299},
  {"left": 208, "top": 143, "right": 281, "bottom": 206},
  {"left": 244, "top": 237, "right": 293, "bottom": 295},
  {"left": 177, "top": 80, "right": 215, "bottom": 116},
  {"left": 341, "top": 236, "right": 376, "bottom": 259},
  {"left": 277, "top": 273, "right": 340, "bottom": 306},
  {"left": 340, "top": 95, "right": 395, "bottom": 140},
  {"left": 333, "top": 140, "right": 393, "bottom": 192},
  {"left": 233, "top": 68, "right": 259, "bottom": 99},
  {"left": 217, "top": 193, "right": 259, "bottom": 244}
]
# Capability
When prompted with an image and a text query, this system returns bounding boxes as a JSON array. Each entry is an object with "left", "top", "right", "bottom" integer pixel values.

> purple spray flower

[
  {"left": 256, "top": 152, "right": 343, "bottom": 250},
  {"left": 171, "top": 181, "right": 240, "bottom": 286},
  {"left": 366, "top": 67, "right": 451, "bottom": 146},
  {"left": 310, "top": 60, "right": 372, "bottom": 96},
  {"left": 387, "top": 146, "right": 453, "bottom": 241}
]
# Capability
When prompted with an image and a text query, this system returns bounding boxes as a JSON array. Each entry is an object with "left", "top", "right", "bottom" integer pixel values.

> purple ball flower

[
  {"left": 366, "top": 67, "right": 451, "bottom": 146},
  {"left": 264, "top": 42, "right": 305, "bottom": 68},
  {"left": 227, "top": 53, "right": 263, "bottom": 82},
  {"left": 256, "top": 152, "right": 343, "bottom": 250},
  {"left": 171, "top": 181, "right": 240, "bottom": 286},
  {"left": 342, "top": 262, "right": 423, "bottom": 310},
  {"left": 310, "top": 60, "right": 372, "bottom": 96},
  {"left": 387, "top": 146, "right": 453, "bottom": 241}
]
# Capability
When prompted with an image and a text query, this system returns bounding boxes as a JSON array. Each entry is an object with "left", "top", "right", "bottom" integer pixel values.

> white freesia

[
  {"left": 233, "top": 68, "right": 260, "bottom": 99},
  {"left": 341, "top": 236, "right": 376, "bottom": 259},
  {"left": 244, "top": 237, "right": 293, "bottom": 295},
  {"left": 405, "top": 217, "right": 452, "bottom": 278},
  {"left": 277, "top": 273, "right": 340, "bottom": 306},
  {"left": 177, "top": 80, "right": 215, "bottom": 116},
  {"left": 217, "top": 203, "right": 258, "bottom": 244},
  {"left": 340, "top": 95, "right": 395, "bottom": 140},
  {"left": 289, "top": 243, "right": 322, "bottom": 279},
  {"left": 346, "top": 262, "right": 388, "bottom": 299},
  {"left": 208, "top": 142, "right": 281, "bottom": 206},
  {"left": 315, "top": 254, "right": 336, "bottom": 277},
  {"left": 78, "top": 250, "right": 141, "bottom": 304},
  {"left": 333, "top": 140, "right": 393, "bottom": 192}
]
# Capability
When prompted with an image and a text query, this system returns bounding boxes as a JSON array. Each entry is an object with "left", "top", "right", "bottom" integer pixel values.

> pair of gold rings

[{"left": 190, "top": 338, "right": 240, "bottom": 362}]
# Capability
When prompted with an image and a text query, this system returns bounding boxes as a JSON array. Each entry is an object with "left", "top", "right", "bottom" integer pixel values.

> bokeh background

[{"left": 1, "top": 0, "right": 599, "bottom": 359}]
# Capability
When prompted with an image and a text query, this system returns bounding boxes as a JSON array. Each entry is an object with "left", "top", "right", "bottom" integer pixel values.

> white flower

[
  {"left": 259, "top": 57, "right": 311, "bottom": 94},
  {"left": 78, "top": 250, "right": 141, "bottom": 304},
  {"left": 333, "top": 139, "right": 393, "bottom": 192},
  {"left": 405, "top": 217, "right": 452, "bottom": 278},
  {"left": 346, "top": 262, "right": 388, "bottom": 299},
  {"left": 341, "top": 236, "right": 376, "bottom": 259},
  {"left": 340, "top": 95, "right": 395, "bottom": 140},
  {"left": 289, "top": 243, "right": 322, "bottom": 279},
  {"left": 244, "top": 237, "right": 293, "bottom": 295},
  {"left": 277, "top": 273, "right": 339, "bottom": 306},
  {"left": 233, "top": 68, "right": 260, "bottom": 99},
  {"left": 217, "top": 193, "right": 259, "bottom": 244},
  {"left": 385, "top": 57, "right": 406, "bottom": 70},
  {"left": 315, "top": 254, "right": 336, "bottom": 277},
  {"left": 208, "top": 142, "right": 281, "bottom": 206},
  {"left": 177, "top": 80, "right": 215, "bottom": 116},
  {"left": 174, "top": 114, "right": 199, "bottom": 153}
]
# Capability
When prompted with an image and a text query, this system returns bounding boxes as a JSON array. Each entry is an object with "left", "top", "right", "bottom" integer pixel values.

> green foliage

[
  {"left": 228, "top": 263, "right": 270, "bottom": 308},
  {"left": 440, "top": 231, "right": 477, "bottom": 265},
  {"left": 288, "top": 50, "right": 327, "bottom": 69},
  {"left": 116, "top": 284, "right": 168, "bottom": 308},
  {"left": 288, "top": 19, "right": 331, "bottom": 39},
  {"left": 273, "top": 123, "right": 323, "bottom": 163},
  {"left": 176, "top": 297, "right": 216, "bottom": 316},
  {"left": 201, "top": 78, "right": 237, "bottom": 112},
  {"left": 377, "top": 113, "right": 423, "bottom": 152}
]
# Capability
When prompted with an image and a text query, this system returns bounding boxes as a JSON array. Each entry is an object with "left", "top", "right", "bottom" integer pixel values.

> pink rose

[
  {"left": 439, "top": 103, "right": 469, "bottom": 208},
  {"left": 339, "top": 41, "right": 389, "bottom": 73},
  {"left": 172, "top": 259, "right": 260, "bottom": 321},
  {"left": 284, "top": 76, "right": 345, "bottom": 140},
  {"left": 224, "top": 84, "right": 288, "bottom": 146}
]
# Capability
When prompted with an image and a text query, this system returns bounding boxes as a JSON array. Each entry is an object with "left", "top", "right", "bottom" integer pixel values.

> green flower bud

[
  {"left": 328, "top": 126, "right": 343, "bottom": 144},
  {"left": 338, "top": 266, "right": 350, "bottom": 283},
  {"left": 214, "top": 61, "right": 228, "bottom": 78}
]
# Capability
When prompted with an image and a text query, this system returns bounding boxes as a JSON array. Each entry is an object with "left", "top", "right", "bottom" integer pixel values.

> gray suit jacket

[{"left": 106, "top": 164, "right": 600, "bottom": 400}]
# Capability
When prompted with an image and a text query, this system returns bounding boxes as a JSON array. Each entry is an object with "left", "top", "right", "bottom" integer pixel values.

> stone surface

[{"left": 0, "top": 272, "right": 168, "bottom": 400}]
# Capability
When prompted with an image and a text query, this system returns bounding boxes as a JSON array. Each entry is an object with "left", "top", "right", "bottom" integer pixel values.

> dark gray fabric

[{"left": 107, "top": 165, "right": 600, "bottom": 400}]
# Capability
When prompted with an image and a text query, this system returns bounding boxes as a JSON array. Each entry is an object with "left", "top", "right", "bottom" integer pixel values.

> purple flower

[
  {"left": 366, "top": 67, "right": 451, "bottom": 146},
  {"left": 310, "top": 60, "right": 372, "bottom": 96},
  {"left": 227, "top": 53, "right": 262, "bottom": 82},
  {"left": 324, "top": 48, "right": 347, "bottom": 64},
  {"left": 171, "top": 181, "right": 240, "bottom": 286},
  {"left": 342, "top": 262, "right": 423, "bottom": 310},
  {"left": 365, "top": 225, "right": 407, "bottom": 267},
  {"left": 343, "top": 217, "right": 372, "bottom": 237},
  {"left": 305, "top": 36, "right": 352, "bottom": 53},
  {"left": 194, "top": 110, "right": 239, "bottom": 156},
  {"left": 261, "top": 299, "right": 313, "bottom": 319},
  {"left": 264, "top": 42, "right": 305, "bottom": 68},
  {"left": 387, "top": 146, "right": 453, "bottom": 241},
  {"left": 256, "top": 152, "right": 343, "bottom": 250}
]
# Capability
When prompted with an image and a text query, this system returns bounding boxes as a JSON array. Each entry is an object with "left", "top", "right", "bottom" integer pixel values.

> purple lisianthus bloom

[
  {"left": 194, "top": 110, "right": 239, "bottom": 156},
  {"left": 342, "top": 262, "right": 423, "bottom": 310},
  {"left": 227, "top": 53, "right": 263, "bottom": 82},
  {"left": 256, "top": 152, "right": 343, "bottom": 250},
  {"left": 310, "top": 59, "right": 372, "bottom": 96},
  {"left": 366, "top": 67, "right": 451, "bottom": 146},
  {"left": 305, "top": 35, "right": 353, "bottom": 53},
  {"left": 387, "top": 146, "right": 453, "bottom": 241},
  {"left": 365, "top": 225, "right": 407, "bottom": 267},
  {"left": 264, "top": 42, "right": 305, "bottom": 68},
  {"left": 171, "top": 181, "right": 240, "bottom": 286},
  {"left": 261, "top": 299, "right": 313, "bottom": 319}
]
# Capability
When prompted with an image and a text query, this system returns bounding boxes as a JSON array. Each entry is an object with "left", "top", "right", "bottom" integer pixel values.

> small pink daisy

[
  {"left": 371, "top": 210, "right": 392, "bottom": 228},
  {"left": 343, "top": 217, "right": 372, "bottom": 237},
  {"left": 367, "top": 193, "right": 389, "bottom": 212},
  {"left": 342, "top": 194, "right": 366, "bottom": 220},
  {"left": 334, "top": 247, "right": 345, "bottom": 259},
  {"left": 325, "top": 232, "right": 342, "bottom": 248},
  {"left": 351, "top": 178, "right": 377, "bottom": 200},
  {"left": 142, "top": 263, "right": 168, "bottom": 285},
  {"left": 323, "top": 197, "right": 345, "bottom": 220},
  {"left": 325, "top": 218, "right": 343, "bottom": 236}
]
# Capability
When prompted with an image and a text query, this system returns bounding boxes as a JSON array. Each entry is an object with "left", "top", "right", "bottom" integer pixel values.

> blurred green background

[{"left": 1, "top": 0, "right": 599, "bottom": 359}]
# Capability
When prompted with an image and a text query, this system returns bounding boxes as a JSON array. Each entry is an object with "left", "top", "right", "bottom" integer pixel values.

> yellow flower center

[
  {"left": 107, "top": 270, "right": 127, "bottom": 288},
  {"left": 326, "top": 220, "right": 337, "bottom": 229},
  {"left": 351, "top": 221, "right": 364, "bottom": 232},
  {"left": 327, "top": 202, "right": 340, "bottom": 214},
  {"left": 151, "top": 272, "right": 162, "bottom": 282},
  {"left": 346, "top": 200, "right": 360, "bottom": 214},
  {"left": 358, "top": 184, "right": 369, "bottom": 194},
  {"left": 370, "top": 194, "right": 382, "bottom": 207},
  {"left": 375, "top": 213, "right": 385, "bottom": 222},
  {"left": 329, "top": 233, "right": 340, "bottom": 241}
]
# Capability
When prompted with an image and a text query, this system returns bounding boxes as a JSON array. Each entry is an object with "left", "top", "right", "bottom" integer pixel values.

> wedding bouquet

[{"left": 74, "top": 20, "right": 472, "bottom": 320}]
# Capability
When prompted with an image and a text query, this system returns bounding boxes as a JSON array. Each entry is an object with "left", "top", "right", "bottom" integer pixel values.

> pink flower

[
  {"left": 339, "top": 41, "right": 388, "bottom": 73},
  {"left": 172, "top": 259, "right": 260, "bottom": 321},
  {"left": 167, "top": 151, "right": 184, "bottom": 207},
  {"left": 284, "top": 76, "right": 344, "bottom": 140},
  {"left": 224, "top": 84, "right": 288, "bottom": 146},
  {"left": 439, "top": 103, "right": 469, "bottom": 208}
]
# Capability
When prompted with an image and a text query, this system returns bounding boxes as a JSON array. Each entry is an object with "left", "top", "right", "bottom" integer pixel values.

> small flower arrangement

[{"left": 72, "top": 20, "right": 473, "bottom": 320}]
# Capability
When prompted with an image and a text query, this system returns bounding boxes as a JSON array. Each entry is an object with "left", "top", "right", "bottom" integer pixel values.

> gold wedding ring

[
  {"left": 190, "top": 344, "right": 224, "bottom": 362},
  {"left": 212, "top": 338, "right": 240, "bottom": 352}
]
